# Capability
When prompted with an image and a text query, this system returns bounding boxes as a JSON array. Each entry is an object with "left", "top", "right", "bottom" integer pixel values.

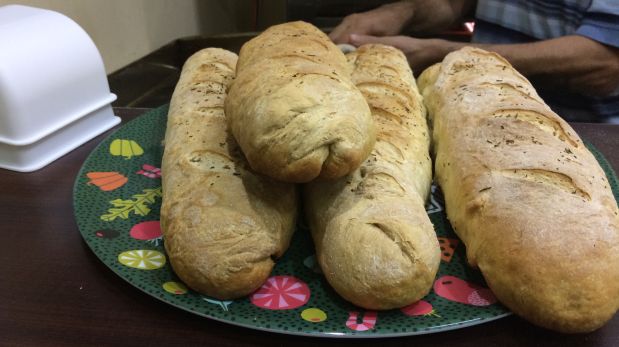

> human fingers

[
  {"left": 329, "top": 14, "right": 369, "bottom": 44},
  {"left": 349, "top": 34, "right": 412, "bottom": 48},
  {"left": 328, "top": 21, "right": 351, "bottom": 44}
]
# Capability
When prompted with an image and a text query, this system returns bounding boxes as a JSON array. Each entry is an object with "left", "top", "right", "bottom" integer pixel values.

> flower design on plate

[
  {"left": 118, "top": 250, "right": 166, "bottom": 270},
  {"left": 250, "top": 275, "right": 310, "bottom": 310},
  {"left": 136, "top": 164, "right": 161, "bottom": 179}
]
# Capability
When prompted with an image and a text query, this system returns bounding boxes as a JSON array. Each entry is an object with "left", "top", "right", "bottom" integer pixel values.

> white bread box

[{"left": 0, "top": 5, "right": 119, "bottom": 172}]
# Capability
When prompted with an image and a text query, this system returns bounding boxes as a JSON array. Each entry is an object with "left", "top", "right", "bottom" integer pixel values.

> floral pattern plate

[{"left": 73, "top": 105, "right": 619, "bottom": 338}]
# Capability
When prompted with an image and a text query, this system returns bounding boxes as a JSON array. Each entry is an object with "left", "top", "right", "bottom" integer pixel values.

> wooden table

[{"left": 1, "top": 107, "right": 618, "bottom": 347}]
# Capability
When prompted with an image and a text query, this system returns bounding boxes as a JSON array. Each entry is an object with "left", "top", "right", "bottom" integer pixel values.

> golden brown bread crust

[
  {"left": 161, "top": 48, "right": 298, "bottom": 300},
  {"left": 225, "top": 21, "right": 375, "bottom": 183},
  {"left": 304, "top": 44, "right": 440, "bottom": 310},
  {"left": 418, "top": 47, "right": 619, "bottom": 332}
]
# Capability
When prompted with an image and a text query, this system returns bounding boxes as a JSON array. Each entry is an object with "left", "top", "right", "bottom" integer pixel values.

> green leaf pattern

[{"left": 100, "top": 187, "right": 162, "bottom": 221}]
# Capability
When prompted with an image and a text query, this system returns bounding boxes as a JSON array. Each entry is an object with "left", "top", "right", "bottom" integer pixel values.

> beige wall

[{"left": 0, "top": 0, "right": 258, "bottom": 73}]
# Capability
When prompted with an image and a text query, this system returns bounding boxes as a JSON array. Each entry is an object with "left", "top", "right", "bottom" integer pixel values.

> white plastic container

[{"left": 0, "top": 5, "right": 120, "bottom": 172}]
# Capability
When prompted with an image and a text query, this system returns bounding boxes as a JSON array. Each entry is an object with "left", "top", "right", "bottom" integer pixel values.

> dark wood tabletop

[{"left": 1, "top": 107, "right": 618, "bottom": 347}]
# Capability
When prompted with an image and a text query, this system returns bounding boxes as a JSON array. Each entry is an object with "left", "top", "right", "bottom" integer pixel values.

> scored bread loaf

[
  {"left": 161, "top": 48, "right": 298, "bottom": 300},
  {"left": 304, "top": 44, "right": 440, "bottom": 310},
  {"left": 225, "top": 21, "right": 375, "bottom": 183},
  {"left": 418, "top": 47, "right": 619, "bottom": 332}
]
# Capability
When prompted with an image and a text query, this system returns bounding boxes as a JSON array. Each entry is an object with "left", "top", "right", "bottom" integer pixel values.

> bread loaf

[
  {"left": 161, "top": 48, "right": 298, "bottom": 300},
  {"left": 418, "top": 47, "right": 619, "bottom": 332},
  {"left": 304, "top": 44, "right": 440, "bottom": 310},
  {"left": 225, "top": 21, "right": 375, "bottom": 183}
]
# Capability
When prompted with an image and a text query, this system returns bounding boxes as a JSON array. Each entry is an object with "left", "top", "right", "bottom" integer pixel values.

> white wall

[{"left": 0, "top": 0, "right": 255, "bottom": 73}]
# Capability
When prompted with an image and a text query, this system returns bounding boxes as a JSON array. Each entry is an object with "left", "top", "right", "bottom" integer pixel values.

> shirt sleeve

[{"left": 575, "top": 0, "right": 619, "bottom": 48}]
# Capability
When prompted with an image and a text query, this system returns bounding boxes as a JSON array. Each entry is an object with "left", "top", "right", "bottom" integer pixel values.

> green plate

[{"left": 73, "top": 105, "right": 619, "bottom": 337}]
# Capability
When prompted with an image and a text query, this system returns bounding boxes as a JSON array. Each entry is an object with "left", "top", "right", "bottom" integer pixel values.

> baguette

[
  {"left": 225, "top": 21, "right": 375, "bottom": 183},
  {"left": 161, "top": 48, "right": 298, "bottom": 299},
  {"left": 304, "top": 44, "right": 440, "bottom": 310},
  {"left": 418, "top": 47, "right": 619, "bottom": 332}
]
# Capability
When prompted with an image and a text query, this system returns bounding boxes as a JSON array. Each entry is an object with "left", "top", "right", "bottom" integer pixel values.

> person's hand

[
  {"left": 329, "top": 2, "right": 415, "bottom": 44},
  {"left": 348, "top": 34, "right": 458, "bottom": 75}
]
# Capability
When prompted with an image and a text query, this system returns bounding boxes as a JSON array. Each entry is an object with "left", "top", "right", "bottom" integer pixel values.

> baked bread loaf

[
  {"left": 225, "top": 21, "right": 375, "bottom": 183},
  {"left": 304, "top": 44, "right": 440, "bottom": 310},
  {"left": 161, "top": 48, "right": 298, "bottom": 299},
  {"left": 418, "top": 47, "right": 619, "bottom": 332}
]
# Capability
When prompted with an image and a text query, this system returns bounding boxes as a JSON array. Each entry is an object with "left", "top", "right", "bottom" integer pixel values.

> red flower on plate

[
  {"left": 136, "top": 164, "right": 161, "bottom": 179},
  {"left": 250, "top": 276, "right": 310, "bottom": 310}
]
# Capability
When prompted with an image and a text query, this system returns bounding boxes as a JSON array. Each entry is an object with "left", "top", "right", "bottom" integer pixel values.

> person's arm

[
  {"left": 463, "top": 35, "right": 619, "bottom": 96},
  {"left": 349, "top": 34, "right": 619, "bottom": 97},
  {"left": 328, "top": 0, "right": 475, "bottom": 44}
]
